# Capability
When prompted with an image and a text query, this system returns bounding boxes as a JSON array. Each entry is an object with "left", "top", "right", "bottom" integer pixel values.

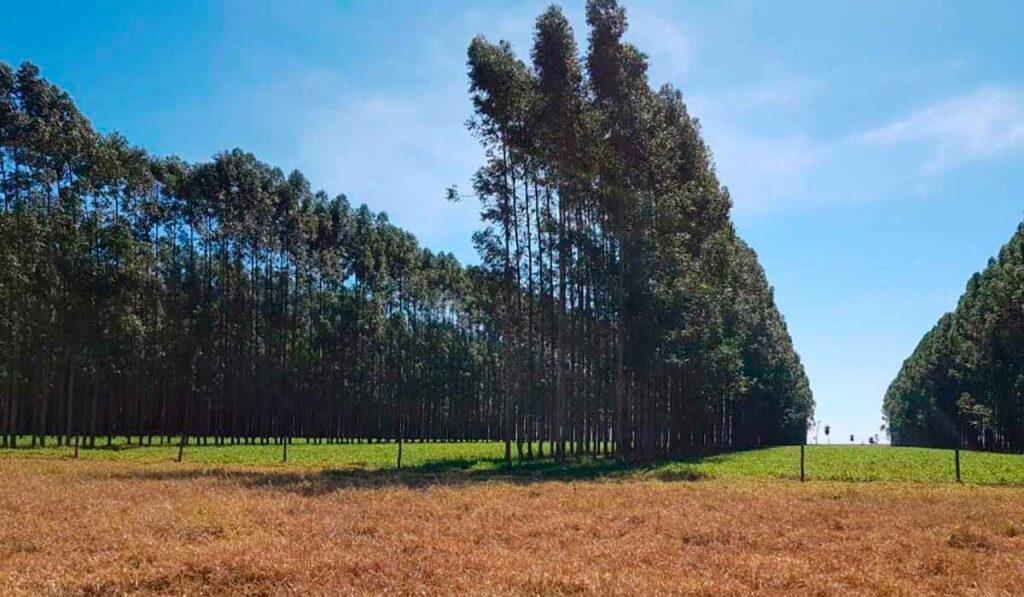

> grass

[
  {"left": 1, "top": 437, "right": 512, "bottom": 469},
  {"left": 3, "top": 439, "right": 1024, "bottom": 485},
  {"left": 3, "top": 444, "right": 1024, "bottom": 594},
  {"left": 667, "top": 445, "right": 1024, "bottom": 485},
  {"left": 2, "top": 458, "right": 1024, "bottom": 595}
]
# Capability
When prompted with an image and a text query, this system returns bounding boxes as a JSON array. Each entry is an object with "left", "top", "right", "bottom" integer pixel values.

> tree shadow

[{"left": 97, "top": 455, "right": 709, "bottom": 494}]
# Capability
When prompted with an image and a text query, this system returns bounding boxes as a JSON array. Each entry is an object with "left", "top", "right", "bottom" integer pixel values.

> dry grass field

[{"left": 2, "top": 457, "right": 1024, "bottom": 596}]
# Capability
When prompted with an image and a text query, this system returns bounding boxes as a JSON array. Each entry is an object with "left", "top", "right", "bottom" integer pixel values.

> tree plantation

[
  {"left": 0, "top": 0, "right": 813, "bottom": 462},
  {"left": 884, "top": 221, "right": 1024, "bottom": 452}
]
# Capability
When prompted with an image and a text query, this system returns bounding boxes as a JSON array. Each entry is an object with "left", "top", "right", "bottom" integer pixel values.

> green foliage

[
  {"left": 0, "top": 438, "right": 511, "bottom": 469},
  {"left": 0, "top": 0, "right": 812, "bottom": 460},
  {"left": 5, "top": 442, "right": 1022, "bottom": 486},
  {"left": 0, "top": 58, "right": 505, "bottom": 448},
  {"left": 884, "top": 222, "right": 1024, "bottom": 452},
  {"left": 679, "top": 446, "right": 1024, "bottom": 484},
  {"left": 461, "top": 0, "right": 813, "bottom": 462}
]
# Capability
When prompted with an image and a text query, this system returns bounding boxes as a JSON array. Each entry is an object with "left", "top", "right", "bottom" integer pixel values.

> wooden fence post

[
  {"left": 955, "top": 447, "right": 961, "bottom": 483},
  {"left": 177, "top": 434, "right": 186, "bottom": 463},
  {"left": 800, "top": 444, "right": 806, "bottom": 482}
]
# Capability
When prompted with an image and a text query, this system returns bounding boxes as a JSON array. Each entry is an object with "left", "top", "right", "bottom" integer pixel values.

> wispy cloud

[
  {"left": 708, "top": 129, "right": 822, "bottom": 212},
  {"left": 227, "top": 60, "right": 485, "bottom": 262},
  {"left": 718, "top": 76, "right": 820, "bottom": 112},
  {"left": 297, "top": 90, "right": 483, "bottom": 261},
  {"left": 857, "top": 88, "right": 1024, "bottom": 173},
  {"left": 268, "top": 2, "right": 698, "bottom": 258},
  {"left": 628, "top": 6, "right": 691, "bottom": 77},
  {"left": 241, "top": 2, "right": 836, "bottom": 234},
  {"left": 687, "top": 78, "right": 824, "bottom": 213}
]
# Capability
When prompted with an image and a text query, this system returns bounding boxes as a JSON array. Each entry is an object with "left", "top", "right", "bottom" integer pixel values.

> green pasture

[{"left": 2, "top": 439, "right": 1022, "bottom": 485}]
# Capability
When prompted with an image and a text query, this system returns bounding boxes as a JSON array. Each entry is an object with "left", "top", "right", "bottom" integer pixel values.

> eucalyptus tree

[
  {"left": 3, "top": 33, "right": 811, "bottom": 458},
  {"left": 466, "top": 34, "right": 539, "bottom": 465},
  {"left": 886, "top": 222, "right": 1024, "bottom": 452},
  {"left": 460, "top": 0, "right": 813, "bottom": 461}
]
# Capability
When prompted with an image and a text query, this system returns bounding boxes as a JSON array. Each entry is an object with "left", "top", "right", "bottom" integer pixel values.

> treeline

[
  {"left": 0, "top": 62, "right": 501, "bottom": 450},
  {"left": 884, "top": 221, "right": 1024, "bottom": 452},
  {"left": 0, "top": 0, "right": 813, "bottom": 461},
  {"left": 458, "top": 0, "right": 811, "bottom": 462}
]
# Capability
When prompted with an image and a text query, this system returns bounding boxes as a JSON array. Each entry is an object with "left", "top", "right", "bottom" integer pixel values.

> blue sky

[{"left": 3, "top": 1, "right": 1023, "bottom": 444}]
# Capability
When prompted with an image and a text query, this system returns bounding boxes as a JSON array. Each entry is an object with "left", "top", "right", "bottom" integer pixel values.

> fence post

[
  {"left": 954, "top": 447, "right": 961, "bottom": 483},
  {"left": 73, "top": 435, "right": 79, "bottom": 459},
  {"left": 283, "top": 436, "right": 289, "bottom": 463},
  {"left": 800, "top": 444, "right": 805, "bottom": 482}
]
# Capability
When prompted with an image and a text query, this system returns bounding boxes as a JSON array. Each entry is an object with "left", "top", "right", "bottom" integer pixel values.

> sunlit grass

[
  {"left": 0, "top": 437, "right": 511, "bottom": 469},
  {"left": 662, "top": 445, "right": 1024, "bottom": 485},
  {"left": 3, "top": 439, "right": 1022, "bottom": 485}
]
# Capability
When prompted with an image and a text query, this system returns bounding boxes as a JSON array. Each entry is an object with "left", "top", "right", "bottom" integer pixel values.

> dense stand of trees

[
  {"left": 884, "top": 221, "right": 1024, "bottom": 452},
  {"left": 459, "top": 0, "right": 811, "bottom": 462},
  {"left": 1, "top": 0, "right": 813, "bottom": 461},
  {"left": 0, "top": 62, "right": 503, "bottom": 450}
]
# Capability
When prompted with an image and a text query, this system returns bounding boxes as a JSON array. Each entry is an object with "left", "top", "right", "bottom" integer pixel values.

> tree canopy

[
  {"left": 459, "top": 1, "right": 812, "bottom": 462},
  {"left": 0, "top": 0, "right": 813, "bottom": 461},
  {"left": 884, "top": 222, "right": 1024, "bottom": 452}
]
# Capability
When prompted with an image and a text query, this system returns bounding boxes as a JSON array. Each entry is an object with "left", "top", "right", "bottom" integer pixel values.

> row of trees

[
  {"left": 0, "top": 61, "right": 505, "bottom": 450},
  {"left": 458, "top": 0, "right": 812, "bottom": 462},
  {"left": 884, "top": 221, "right": 1024, "bottom": 452},
  {"left": 0, "top": 0, "right": 813, "bottom": 461}
]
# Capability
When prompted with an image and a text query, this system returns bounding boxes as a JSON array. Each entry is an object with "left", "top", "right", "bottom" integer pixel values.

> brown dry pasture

[{"left": 2, "top": 459, "right": 1024, "bottom": 596}]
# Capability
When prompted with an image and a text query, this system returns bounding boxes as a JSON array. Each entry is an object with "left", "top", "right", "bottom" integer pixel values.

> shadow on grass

[{"left": 96, "top": 455, "right": 709, "bottom": 494}]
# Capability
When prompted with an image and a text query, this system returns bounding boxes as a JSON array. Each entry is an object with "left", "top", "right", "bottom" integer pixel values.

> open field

[
  {"left": 3, "top": 441, "right": 1024, "bottom": 485},
  {"left": 2, "top": 457, "right": 1024, "bottom": 596}
]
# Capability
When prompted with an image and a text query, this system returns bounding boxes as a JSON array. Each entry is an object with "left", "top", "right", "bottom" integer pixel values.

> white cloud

[
  {"left": 239, "top": 1, "right": 828, "bottom": 244},
  {"left": 720, "top": 76, "right": 820, "bottom": 112},
  {"left": 297, "top": 90, "right": 483, "bottom": 261},
  {"left": 223, "top": 59, "right": 485, "bottom": 262},
  {"left": 627, "top": 7, "right": 691, "bottom": 77},
  {"left": 274, "top": 1, "right": 697, "bottom": 260},
  {"left": 707, "top": 128, "right": 821, "bottom": 212},
  {"left": 858, "top": 87, "right": 1024, "bottom": 173},
  {"left": 687, "top": 78, "right": 824, "bottom": 213}
]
